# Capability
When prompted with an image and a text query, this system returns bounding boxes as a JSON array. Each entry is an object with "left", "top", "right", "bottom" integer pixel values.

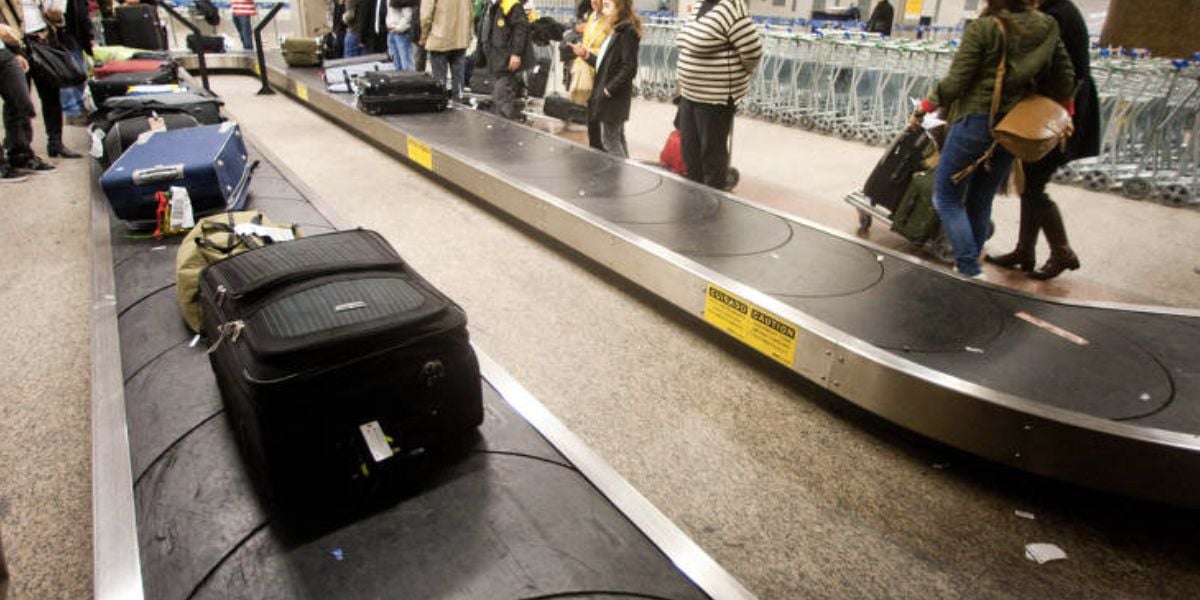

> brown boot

[
  {"left": 985, "top": 196, "right": 1039, "bottom": 271},
  {"left": 1030, "top": 201, "right": 1080, "bottom": 280}
]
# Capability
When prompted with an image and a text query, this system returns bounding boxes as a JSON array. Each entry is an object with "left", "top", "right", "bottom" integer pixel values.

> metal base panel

[
  {"left": 256, "top": 55, "right": 1200, "bottom": 509},
  {"left": 93, "top": 139, "right": 749, "bottom": 599}
]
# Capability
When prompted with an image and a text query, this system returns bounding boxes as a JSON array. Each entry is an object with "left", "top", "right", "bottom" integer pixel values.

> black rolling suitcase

[
  {"left": 117, "top": 5, "right": 167, "bottom": 50},
  {"left": 102, "top": 92, "right": 224, "bottom": 125},
  {"left": 89, "top": 65, "right": 179, "bottom": 104},
  {"left": 356, "top": 71, "right": 449, "bottom": 115},
  {"left": 524, "top": 45, "right": 552, "bottom": 99},
  {"left": 543, "top": 93, "right": 587, "bottom": 124},
  {"left": 863, "top": 127, "right": 937, "bottom": 212},
  {"left": 98, "top": 113, "right": 201, "bottom": 166},
  {"left": 199, "top": 230, "right": 484, "bottom": 510}
]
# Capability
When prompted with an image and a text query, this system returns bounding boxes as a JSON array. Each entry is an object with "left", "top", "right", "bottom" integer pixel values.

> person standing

[
  {"left": 387, "top": 0, "right": 416, "bottom": 70},
  {"left": 866, "top": 0, "right": 894, "bottom": 36},
  {"left": 19, "top": 0, "right": 81, "bottom": 159},
  {"left": 912, "top": 0, "right": 1074, "bottom": 277},
  {"left": 674, "top": 0, "right": 762, "bottom": 188},
  {"left": 1, "top": 21, "right": 55, "bottom": 179},
  {"left": 569, "top": 0, "right": 639, "bottom": 157},
  {"left": 420, "top": 0, "right": 472, "bottom": 100},
  {"left": 58, "top": 0, "right": 89, "bottom": 125},
  {"left": 569, "top": 0, "right": 609, "bottom": 150},
  {"left": 343, "top": 0, "right": 367, "bottom": 57},
  {"left": 985, "top": 0, "right": 1099, "bottom": 280},
  {"left": 231, "top": 0, "right": 256, "bottom": 50},
  {"left": 477, "top": 0, "right": 531, "bottom": 121}
]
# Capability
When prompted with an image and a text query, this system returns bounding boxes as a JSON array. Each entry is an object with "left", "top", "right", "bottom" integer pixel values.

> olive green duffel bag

[{"left": 176, "top": 211, "right": 301, "bottom": 332}]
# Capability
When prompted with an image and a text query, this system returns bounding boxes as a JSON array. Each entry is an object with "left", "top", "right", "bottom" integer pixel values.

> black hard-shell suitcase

[
  {"left": 88, "top": 65, "right": 179, "bottom": 104},
  {"left": 543, "top": 93, "right": 587, "bottom": 124},
  {"left": 199, "top": 229, "right": 483, "bottom": 509},
  {"left": 524, "top": 45, "right": 552, "bottom": 99},
  {"left": 117, "top": 5, "right": 167, "bottom": 50},
  {"left": 356, "top": 71, "right": 448, "bottom": 115},
  {"left": 863, "top": 127, "right": 936, "bottom": 212},
  {"left": 102, "top": 92, "right": 224, "bottom": 125},
  {"left": 101, "top": 17, "right": 122, "bottom": 46},
  {"left": 99, "top": 113, "right": 201, "bottom": 167}
]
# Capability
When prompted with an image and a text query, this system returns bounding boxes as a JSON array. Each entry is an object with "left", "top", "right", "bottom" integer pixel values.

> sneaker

[
  {"left": 0, "top": 166, "right": 29, "bottom": 183},
  {"left": 12, "top": 156, "right": 55, "bottom": 173}
]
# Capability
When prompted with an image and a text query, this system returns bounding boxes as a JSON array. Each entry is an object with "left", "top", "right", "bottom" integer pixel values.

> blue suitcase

[{"left": 100, "top": 122, "right": 253, "bottom": 226}]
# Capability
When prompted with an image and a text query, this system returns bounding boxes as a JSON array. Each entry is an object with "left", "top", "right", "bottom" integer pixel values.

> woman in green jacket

[{"left": 912, "top": 0, "right": 1074, "bottom": 277}]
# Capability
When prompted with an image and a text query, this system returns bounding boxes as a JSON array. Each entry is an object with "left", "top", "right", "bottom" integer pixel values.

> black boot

[
  {"left": 1030, "top": 201, "right": 1080, "bottom": 280},
  {"left": 985, "top": 196, "right": 1039, "bottom": 271}
]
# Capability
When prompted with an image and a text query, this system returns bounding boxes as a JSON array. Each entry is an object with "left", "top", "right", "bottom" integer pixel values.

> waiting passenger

[
  {"left": 387, "top": 0, "right": 417, "bottom": 70},
  {"left": 477, "top": 0, "right": 531, "bottom": 121},
  {"left": 343, "top": 0, "right": 368, "bottom": 57},
  {"left": 568, "top": 0, "right": 609, "bottom": 149},
  {"left": 984, "top": 0, "right": 1098, "bottom": 280},
  {"left": 674, "top": 0, "right": 762, "bottom": 189},
  {"left": 911, "top": 0, "right": 1074, "bottom": 278},
  {"left": 19, "top": 0, "right": 82, "bottom": 159},
  {"left": 568, "top": 0, "right": 639, "bottom": 158},
  {"left": 1, "top": 21, "right": 54, "bottom": 181},
  {"left": 419, "top": 0, "right": 472, "bottom": 101}
]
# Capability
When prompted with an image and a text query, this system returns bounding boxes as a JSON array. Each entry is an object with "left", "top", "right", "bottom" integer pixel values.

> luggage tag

[
  {"left": 168, "top": 186, "right": 195, "bottom": 229},
  {"left": 233, "top": 223, "right": 296, "bottom": 243},
  {"left": 89, "top": 128, "right": 106, "bottom": 159},
  {"left": 359, "top": 421, "right": 395, "bottom": 463},
  {"left": 147, "top": 116, "right": 167, "bottom": 133}
]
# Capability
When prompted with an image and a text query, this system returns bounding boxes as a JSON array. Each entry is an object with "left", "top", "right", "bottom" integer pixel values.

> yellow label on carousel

[
  {"left": 252, "top": 62, "right": 260, "bottom": 75},
  {"left": 295, "top": 82, "right": 309, "bottom": 102},
  {"left": 703, "top": 284, "right": 797, "bottom": 367},
  {"left": 407, "top": 137, "right": 433, "bottom": 170}
]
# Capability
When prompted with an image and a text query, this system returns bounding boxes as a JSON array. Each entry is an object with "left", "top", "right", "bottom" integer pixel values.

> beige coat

[{"left": 420, "top": 0, "right": 472, "bottom": 52}]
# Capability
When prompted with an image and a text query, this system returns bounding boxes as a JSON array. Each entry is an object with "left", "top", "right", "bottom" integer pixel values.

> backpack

[{"left": 176, "top": 211, "right": 301, "bottom": 332}]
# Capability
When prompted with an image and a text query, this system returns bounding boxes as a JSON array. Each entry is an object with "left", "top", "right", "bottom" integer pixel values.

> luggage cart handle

[{"left": 133, "top": 165, "right": 185, "bottom": 185}]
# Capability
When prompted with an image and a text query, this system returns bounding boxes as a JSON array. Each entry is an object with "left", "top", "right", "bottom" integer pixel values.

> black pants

[
  {"left": 586, "top": 119, "right": 603, "bottom": 151},
  {"left": 677, "top": 97, "right": 734, "bottom": 188},
  {"left": 28, "top": 70, "right": 64, "bottom": 151},
  {"left": 1020, "top": 146, "right": 1068, "bottom": 208},
  {"left": 493, "top": 70, "right": 525, "bottom": 121},
  {"left": 1, "top": 57, "right": 36, "bottom": 166}
]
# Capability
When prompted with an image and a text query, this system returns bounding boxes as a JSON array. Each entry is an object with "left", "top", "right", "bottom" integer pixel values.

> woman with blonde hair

[
  {"left": 569, "top": 0, "right": 610, "bottom": 149},
  {"left": 569, "top": 0, "right": 640, "bottom": 157}
]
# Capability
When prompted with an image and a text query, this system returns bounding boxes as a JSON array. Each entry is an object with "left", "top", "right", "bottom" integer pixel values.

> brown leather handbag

[{"left": 989, "top": 19, "right": 1073, "bottom": 163}]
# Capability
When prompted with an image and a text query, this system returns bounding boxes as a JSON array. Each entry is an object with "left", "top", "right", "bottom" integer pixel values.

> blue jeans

[
  {"left": 343, "top": 31, "right": 365, "bottom": 58},
  {"left": 387, "top": 31, "right": 414, "bottom": 71},
  {"left": 429, "top": 49, "right": 466, "bottom": 101},
  {"left": 59, "top": 46, "right": 86, "bottom": 117},
  {"left": 933, "top": 114, "right": 1013, "bottom": 276},
  {"left": 233, "top": 15, "right": 255, "bottom": 51}
]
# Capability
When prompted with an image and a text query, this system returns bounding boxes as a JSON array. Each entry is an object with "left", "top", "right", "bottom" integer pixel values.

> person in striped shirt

[
  {"left": 232, "top": 0, "right": 257, "bottom": 50},
  {"left": 674, "top": 0, "right": 761, "bottom": 189}
]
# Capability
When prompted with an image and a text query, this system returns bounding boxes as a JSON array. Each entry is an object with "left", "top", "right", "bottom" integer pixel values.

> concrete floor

[{"left": 2, "top": 73, "right": 1199, "bottom": 598}]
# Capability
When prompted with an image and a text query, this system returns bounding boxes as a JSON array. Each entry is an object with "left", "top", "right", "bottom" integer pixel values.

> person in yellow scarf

[{"left": 570, "top": 0, "right": 610, "bottom": 149}]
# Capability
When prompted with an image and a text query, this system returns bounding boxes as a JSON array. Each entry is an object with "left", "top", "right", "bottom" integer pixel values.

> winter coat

[
  {"left": 1040, "top": 0, "right": 1100, "bottom": 160},
  {"left": 582, "top": 21, "right": 638, "bottom": 124},
  {"left": 478, "top": 0, "right": 531, "bottom": 74},
  {"left": 927, "top": 10, "right": 1075, "bottom": 123},
  {"left": 420, "top": 0, "right": 472, "bottom": 51}
]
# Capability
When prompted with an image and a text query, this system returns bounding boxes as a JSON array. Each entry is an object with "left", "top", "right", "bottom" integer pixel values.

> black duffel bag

[{"left": 26, "top": 32, "right": 87, "bottom": 88}]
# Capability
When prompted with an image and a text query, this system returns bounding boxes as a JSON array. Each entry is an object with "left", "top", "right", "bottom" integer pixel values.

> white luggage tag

[
  {"left": 89, "top": 128, "right": 106, "bottom": 159},
  {"left": 168, "top": 186, "right": 195, "bottom": 229},
  {"left": 147, "top": 116, "right": 168, "bottom": 132},
  {"left": 359, "top": 421, "right": 395, "bottom": 463},
  {"left": 233, "top": 222, "right": 296, "bottom": 242}
]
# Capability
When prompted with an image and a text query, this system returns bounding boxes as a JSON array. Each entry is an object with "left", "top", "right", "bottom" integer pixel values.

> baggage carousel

[
  {"left": 90, "top": 134, "right": 750, "bottom": 598},
  {"left": 238, "top": 53, "right": 1200, "bottom": 511}
]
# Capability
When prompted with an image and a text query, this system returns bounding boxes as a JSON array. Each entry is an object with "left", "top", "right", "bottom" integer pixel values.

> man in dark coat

[
  {"left": 477, "top": 0, "right": 531, "bottom": 120},
  {"left": 866, "top": 0, "right": 893, "bottom": 36},
  {"left": 60, "top": 0, "right": 92, "bottom": 123}
]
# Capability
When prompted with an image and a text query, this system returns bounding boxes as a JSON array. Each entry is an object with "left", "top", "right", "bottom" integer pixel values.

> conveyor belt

[
  {"left": 90, "top": 136, "right": 748, "bottom": 599},
  {"left": 251, "top": 55, "right": 1200, "bottom": 509}
]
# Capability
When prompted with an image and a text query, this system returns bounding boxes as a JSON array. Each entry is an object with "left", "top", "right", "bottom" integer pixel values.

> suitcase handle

[{"left": 132, "top": 164, "right": 184, "bottom": 184}]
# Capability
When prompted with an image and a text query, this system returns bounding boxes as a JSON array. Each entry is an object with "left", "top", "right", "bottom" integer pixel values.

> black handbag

[{"left": 26, "top": 33, "right": 87, "bottom": 88}]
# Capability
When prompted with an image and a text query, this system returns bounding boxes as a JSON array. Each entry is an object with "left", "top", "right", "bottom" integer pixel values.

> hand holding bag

[{"left": 568, "top": 58, "right": 593, "bottom": 106}]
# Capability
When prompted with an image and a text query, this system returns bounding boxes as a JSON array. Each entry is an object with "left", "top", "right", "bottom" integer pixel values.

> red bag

[
  {"left": 93, "top": 59, "right": 172, "bottom": 80},
  {"left": 659, "top": 129, "right": 687, "bottom": 177}
]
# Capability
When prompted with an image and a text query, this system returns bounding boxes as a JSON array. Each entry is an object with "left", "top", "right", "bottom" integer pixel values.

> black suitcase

[
  {"left": 524, "top": 45, "right": 552, "bottom": 99},
  {"left": 88, "top": 66, "right": 179, "bottom": 104},
  {"left": 102, "top": 17, "right": 122, "bottom": 46},
  {"left": 99, "top": 113, "right": 201, "bottom": 167},
  {"left": 199, "top": 229, "right": 484, "bottom": 509},
  {"left": 117, "top": 5, "right": 167, "bottom": 50},
  {"left": 102, "top": 92, "right": 224, "bottom": 125},
  {"left": 467, "top": 69, "right": 493, "bottom": 95},
  {"left": 863, "top": 128, "right": 936, "bottom": 212},
  {"left": 544, "top": 93, "right": 587, "bottom": 124},
  {"left": 356, "top": 71, "right": 449, "bottom": 115},
  {"left": 186, "top": 33, "right": 226, "bottom": 54}
]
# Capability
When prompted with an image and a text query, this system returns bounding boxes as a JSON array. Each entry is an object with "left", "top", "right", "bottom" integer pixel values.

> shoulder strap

[{"left": 989, "top": 16, "right": 1007, "bottom": 130}]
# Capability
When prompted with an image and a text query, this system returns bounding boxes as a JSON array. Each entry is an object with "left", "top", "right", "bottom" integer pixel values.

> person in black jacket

[
  {"left": 59, "top": 0, "right": 91, "bottom": 124},
  {"left": 1, "top": 21, "right": 53, "bottom": 180},
  {"left": 477, "top": 0, "right": 531, "bottom": 121},
  {"left": 569, "top": 0, "right": 640, "bottom": 157},
  {"left": 866, "top": 0, "right": 893, "bottom": 36},
  {"left": 985, "top": 0, "right": 1099, "bottom": 280}
]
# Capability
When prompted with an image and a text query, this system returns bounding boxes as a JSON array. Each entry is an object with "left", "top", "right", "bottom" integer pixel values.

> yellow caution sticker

[
  {"left": 252, "top": 62, "right": 260, "bottom": 75},
  {"left": 407, "top": 137, "right": 433, "bottom": 171},
  {"left": 704, "top": 284, "right": 797, "bottom": 366},
  {"left": 295, "top": 82, "right": 308, "bottom": 102}
]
